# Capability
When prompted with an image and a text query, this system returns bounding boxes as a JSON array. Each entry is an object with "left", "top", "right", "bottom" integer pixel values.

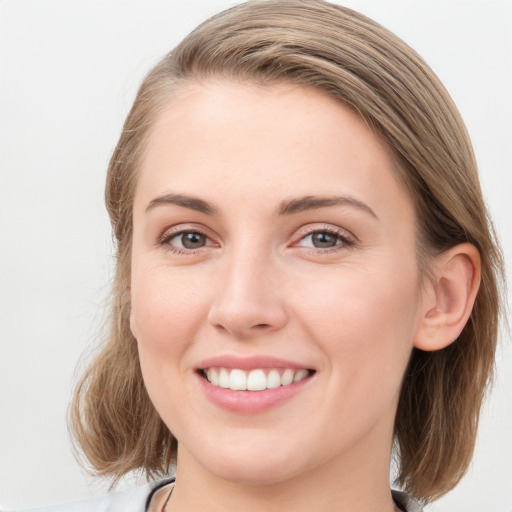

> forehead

[{"left": 135, "top": 81, "right": 414, "bottom": 225}]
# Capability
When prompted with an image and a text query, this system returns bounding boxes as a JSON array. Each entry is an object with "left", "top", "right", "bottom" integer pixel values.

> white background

[{"left": 0, "top": 1, "right": 511, "bottom": 510}]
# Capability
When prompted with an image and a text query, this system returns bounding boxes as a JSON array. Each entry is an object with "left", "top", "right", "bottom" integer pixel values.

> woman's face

[{"left": 130, "top": 82, "right": 425, "bottom": 485}]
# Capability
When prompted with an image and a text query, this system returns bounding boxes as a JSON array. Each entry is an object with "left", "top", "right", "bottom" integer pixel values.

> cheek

[
  {"left": 130, "top": 265, "right": 214, "bottom": 427},
  {"left": 296, "top": 263, "right": 420, "bottom": 447},
  {"left": 294, "top": 257, "right": 420, "bottom": 378},
  {"left": 130, "top": 264, "right": 211, "bottom": 362}
]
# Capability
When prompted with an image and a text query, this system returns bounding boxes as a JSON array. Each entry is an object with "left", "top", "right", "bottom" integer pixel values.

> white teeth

[
  {"left": 204, "top": 367, "right": 311, "bottom": 390},
  {"left": 229, "top": 369, "right": 247, "bottom": 390},
  {"left": 293, "top": 369, "right": 309, "bottom": 382},
  {"left": 267, "top": 369, "right": 281, "bottom": 389},
  {"left": 247, "top": 369, "right": 267, "bottom": 391},
  {"left": 208, "top": 368, "right": 219, "bottom": 386},
  {"left": 281, "top": 368, "right": 294, "bottom": 386},
  {"left": 219, "top": 368, "right": 230, "bottom": 388}
]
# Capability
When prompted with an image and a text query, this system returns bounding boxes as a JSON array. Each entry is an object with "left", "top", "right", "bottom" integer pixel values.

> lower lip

[{"left": 197, "top": 372, "right": 313, "bottom": 414}]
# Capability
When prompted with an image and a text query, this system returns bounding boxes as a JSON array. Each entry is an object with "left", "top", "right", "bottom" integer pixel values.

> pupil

[
  {"left": 312, "top": 232, "right": 337, "bottom": 248},
  {"left": 182, "top": 232, "right": 205, "bottom": 249}
]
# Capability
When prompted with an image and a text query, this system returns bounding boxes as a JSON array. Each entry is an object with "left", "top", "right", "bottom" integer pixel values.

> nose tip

[
  {"left": 208, "top": 300, "right": 287, "bottom": 338},
  {"left": 207, "top": 263, "right": 288, "bottom": 339}
]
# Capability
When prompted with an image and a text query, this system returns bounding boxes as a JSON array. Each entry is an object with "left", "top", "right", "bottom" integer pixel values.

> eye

[
  {"left": 159, "top": 228, "right": 216, "bottom": 253},
  {"left": 173, "top": 231, "right": 208, "bottom": 249},
  {"left": 302, "top": 231, "right": 339, "bottom": 248},
  {"left": 294, "top": 227, "right": 354, "bottom": 251}
]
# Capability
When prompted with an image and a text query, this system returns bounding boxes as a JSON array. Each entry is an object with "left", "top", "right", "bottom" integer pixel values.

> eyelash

[
  {"left": 157, "top": 225, "right": 356, "bottom": 256},
  {"left": 292, "top": 225, "right": 355, "bottom": 253},
  {"left": 157, "top": 226, "right": 215, "bottom": 256}
]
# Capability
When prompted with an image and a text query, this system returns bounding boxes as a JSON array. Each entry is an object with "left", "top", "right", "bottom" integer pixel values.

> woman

[{"left": 15, "top": 1, "right": 505, "bottom": 511}]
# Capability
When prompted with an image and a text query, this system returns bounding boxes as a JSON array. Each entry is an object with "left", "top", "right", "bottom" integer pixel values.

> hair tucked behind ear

[{"left": 70, "top": 0, "right": 505, "bottom": 500}]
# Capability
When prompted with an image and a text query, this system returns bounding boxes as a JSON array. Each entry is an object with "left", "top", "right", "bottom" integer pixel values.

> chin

[
  {"left": 208, "top": 458, "right": 303, "bottom": 486},
  {"left": 185, "top": 436, "right": 311, "bottom": 486}
]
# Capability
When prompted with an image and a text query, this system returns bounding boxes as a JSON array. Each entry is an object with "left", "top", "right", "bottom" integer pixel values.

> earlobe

[{"left": 414, "top": 243, "right": 481, "bottom": 351}]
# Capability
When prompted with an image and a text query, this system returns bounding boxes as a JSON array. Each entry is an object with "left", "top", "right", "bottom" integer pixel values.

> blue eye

[{"left": 297, "top": 229, "right": 353, "bottom": 250}]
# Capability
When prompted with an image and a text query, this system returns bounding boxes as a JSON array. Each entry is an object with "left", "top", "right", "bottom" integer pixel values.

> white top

[
  {"left": 3, "top": 483, "right": 154, "bottom": 512},
  {"left": 4, "top": 483, "right": 423, "bottom": 512}
]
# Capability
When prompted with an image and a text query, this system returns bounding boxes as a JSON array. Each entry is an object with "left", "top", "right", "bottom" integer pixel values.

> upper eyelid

[
  {"left": 159, "top": 223, "right": 215, "bottom": 240},
  {"left": 291, "top": 224, "right": 356, "bottom": 243},
  {"left": 292, "top": 233, "right": 352, "bottom": 250}
]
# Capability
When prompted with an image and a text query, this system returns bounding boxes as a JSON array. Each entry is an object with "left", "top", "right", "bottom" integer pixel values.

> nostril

[{"left": 254, "top": 323, "right": 271, "bottom": 329}]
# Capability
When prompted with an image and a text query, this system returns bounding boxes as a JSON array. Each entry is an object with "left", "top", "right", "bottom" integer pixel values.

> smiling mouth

[{"left": 200, "top": 367, "right": 314, "bottom": 391}]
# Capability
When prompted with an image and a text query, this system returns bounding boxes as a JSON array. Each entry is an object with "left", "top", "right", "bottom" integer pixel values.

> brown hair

[{"left": 70, "top": 0, "right": 505, "bottom": 502}]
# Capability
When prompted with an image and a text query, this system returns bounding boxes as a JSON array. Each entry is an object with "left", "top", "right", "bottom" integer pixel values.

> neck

[{"left": 168, "top": 423, "right": 398, "bottom": 512}]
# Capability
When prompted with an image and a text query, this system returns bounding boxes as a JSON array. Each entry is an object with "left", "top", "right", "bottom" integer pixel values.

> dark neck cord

[{"left": 160, "top": 484, "right": 174, "bottom": 512}]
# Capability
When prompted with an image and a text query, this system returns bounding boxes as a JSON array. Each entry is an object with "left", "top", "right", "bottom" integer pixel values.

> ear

[{"left": 414, "top": 243, "right": 481, "bottom": 351}]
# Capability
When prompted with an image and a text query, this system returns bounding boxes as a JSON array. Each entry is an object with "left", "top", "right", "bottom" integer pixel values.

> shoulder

[
  {"left": 4, "top": 481, "right": 160, "bottom": 512},
  {"left": 392, "top": 489, "right": 424, "bottom": 512}
]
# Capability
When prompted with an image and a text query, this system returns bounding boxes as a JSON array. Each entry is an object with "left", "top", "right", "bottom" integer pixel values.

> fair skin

[{"left": 129, "top": 81, "right": 480, "bottom": 511}]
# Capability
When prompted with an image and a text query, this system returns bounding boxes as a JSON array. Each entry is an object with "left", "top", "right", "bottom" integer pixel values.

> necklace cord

[{"left": 160, "top": 484, "right": 174, "bottom": 512}]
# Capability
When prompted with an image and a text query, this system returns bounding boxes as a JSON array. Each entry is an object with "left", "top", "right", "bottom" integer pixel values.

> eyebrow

[
  {"left": 277, "top": 195, "right": 378, "bottom": 219},
  {"left": 145, "top": 193, "right": 218, "bottom": 215},
  {"left": 145, "top": 193, "right": 377, "bottom": 219}
]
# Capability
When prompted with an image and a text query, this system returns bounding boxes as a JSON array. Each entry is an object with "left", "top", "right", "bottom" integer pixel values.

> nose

[{"left": 207, "top": 250, "right": 288, "bottom": 339}]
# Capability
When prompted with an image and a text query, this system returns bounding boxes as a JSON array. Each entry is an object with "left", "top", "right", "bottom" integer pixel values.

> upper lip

[{"left": 197, "top": 355, "right": 313, "bottom": 371}]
